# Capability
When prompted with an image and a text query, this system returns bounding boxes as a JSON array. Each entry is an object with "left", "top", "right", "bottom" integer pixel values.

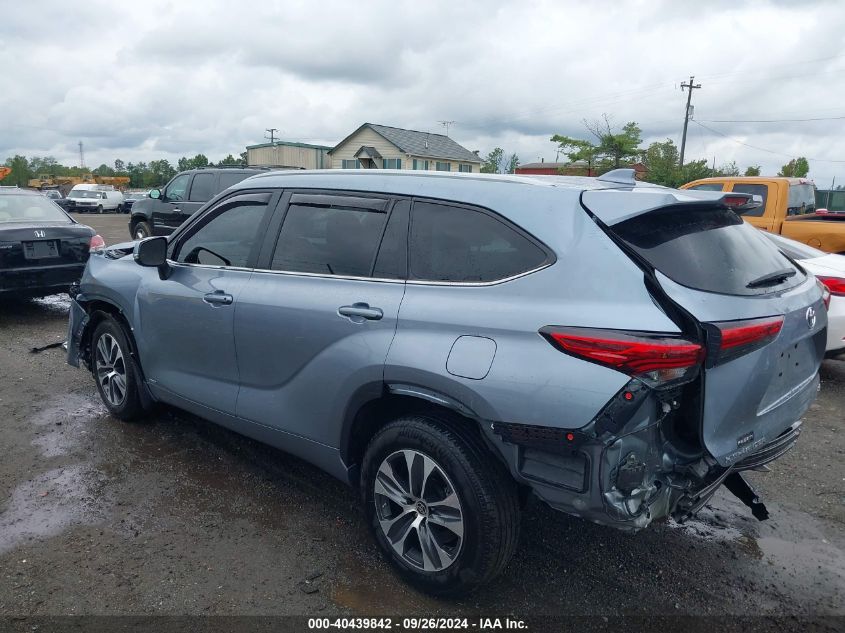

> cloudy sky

[{"left": 3, "top": 0, "right": 845, "bottom": 183}]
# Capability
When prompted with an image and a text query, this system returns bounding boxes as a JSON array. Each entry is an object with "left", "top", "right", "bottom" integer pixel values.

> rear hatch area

[{"left": 582, "top": 189, "right": 827, "bottom": 467}]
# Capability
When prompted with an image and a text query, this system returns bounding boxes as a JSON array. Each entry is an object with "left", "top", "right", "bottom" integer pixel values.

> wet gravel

[{"left": 0, "top": 214, "right": 843, "bottom": 621}]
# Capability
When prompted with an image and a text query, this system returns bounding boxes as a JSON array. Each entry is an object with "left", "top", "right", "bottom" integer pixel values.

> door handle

[
  {"left": 338, "top": 302, "right": 383, "bottom": 321},
  {"left": 173, "top": 208, "right": 183, "bottom": 214},
  {"left": 203, "top": 291, "right": 233, "bottom": 305}
]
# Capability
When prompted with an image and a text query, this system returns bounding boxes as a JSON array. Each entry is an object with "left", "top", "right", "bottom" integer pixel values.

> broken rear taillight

[
  {"left": 89, "top": 234, "right": 105, "bottom": 252},
  {"left": 540, "top": 326, "right": 704, "bottom": 387},
  {"left": 709, "top": 316, "right": 784, "bottom": 366}
]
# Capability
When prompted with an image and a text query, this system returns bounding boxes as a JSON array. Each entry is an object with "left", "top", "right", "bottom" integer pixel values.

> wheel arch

[{"left": 340, "top": 382, "right": 496, "bottom": 486}]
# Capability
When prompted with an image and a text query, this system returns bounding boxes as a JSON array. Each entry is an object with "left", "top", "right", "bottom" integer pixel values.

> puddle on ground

[
  {"left": 0, "top": 464, "right": 111, "bottom": 555},
  {"left": 30, "top": 393, "right": 107, "bottom": 458}
]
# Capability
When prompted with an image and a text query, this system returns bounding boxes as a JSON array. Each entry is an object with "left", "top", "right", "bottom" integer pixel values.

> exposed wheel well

[
  {"left": 79, "top": 300, "right": 135, "bottom": 368},
  {"left": 343, "top": 393, "right": 490, "bottom": 486}
]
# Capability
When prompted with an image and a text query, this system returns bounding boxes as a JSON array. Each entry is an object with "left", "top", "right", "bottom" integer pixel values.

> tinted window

[
  {"left": 373, "top": 200, "right": 410, "bottom": 279},
  {"left": 731, "top": 183, "right": 768, "bottom": 217},
  {"left": 175, "top": 198, "right": 269, "bottom": 267},
  {"left": 219, "top": 172, "right": 253, "bottom": 191},
  {"left": 272, "top": 201, "right": 388, "bottom": 277},
  {"left": 612, "top": 206, "right": 804, "bottom": 296},
  {"left": 409, "top": 201, "right": 548, "bottom": 282},
  {"left": 189, "top": 173, "right": 215, "bottom": 201},
  {"left": 166, "top": 174, "right": 190, "bottom": 201},
  {"left": 687, "top": 183, "right": 724, "bottom": 191}
]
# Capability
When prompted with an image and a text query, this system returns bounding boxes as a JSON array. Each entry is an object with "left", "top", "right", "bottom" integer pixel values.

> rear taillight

[
  {"left": 89, "top": 234, "right": 105, "bottom": 252},
  {"left": 709, "top": 316, "right": 784, "bottom": 365},
  {"left": 540, "top": 326, "right": 704, "bottom": 387},
  {"left": 722, "top": 196, "right": 750, "bottom": 207},
  {"left": 817, "top": 276, "right": 845, "bottom": 298}
]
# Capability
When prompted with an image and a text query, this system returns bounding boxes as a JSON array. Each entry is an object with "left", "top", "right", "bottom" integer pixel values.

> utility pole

[
  {"left": 78, "top": 141, "right": 85, "bottom": 169},
  {"left": 679, "top": 76, "right": 701, "bottom": 168},
  {"left": 438, "top": 120, "right": 456, "bottom": 137},
  {"left": 265, "top": 128, "right": 278, "bottom": 143}
]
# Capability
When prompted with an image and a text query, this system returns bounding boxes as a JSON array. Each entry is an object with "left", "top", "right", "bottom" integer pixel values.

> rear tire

[
  {"left": 361, "top": 413, "right": 520, "bottom": 596},
  {"left": 133, "top": 221, "right": 152, "bottom": 240},
  {"left": 116, "top": 204, "right": 124, "bottom": 213},
  {"left": 91, "top": 318, "right": 143, "bottom": 421}
]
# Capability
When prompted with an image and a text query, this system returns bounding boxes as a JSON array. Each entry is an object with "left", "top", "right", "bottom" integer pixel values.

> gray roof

[
  {"left": 331, "top": 123, "right": 482, "bottom": 163},
  {"left": 354, "top": 146, "right": 383, "bottom": 160}
]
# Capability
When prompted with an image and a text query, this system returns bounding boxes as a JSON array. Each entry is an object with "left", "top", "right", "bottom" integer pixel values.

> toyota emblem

[{"left": 806, "top": 306, "right": 816, "bottom": 329}]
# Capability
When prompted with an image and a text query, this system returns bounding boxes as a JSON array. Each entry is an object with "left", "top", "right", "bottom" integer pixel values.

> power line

[
  {"left": 700, "top": 115, "right": 845, "bottom": 123},
  {"left": 691, "top": 120, "right": 845, "bottom": 163},
  {"left": 265, "top": 128, "right": 279, "bottom": 143}
]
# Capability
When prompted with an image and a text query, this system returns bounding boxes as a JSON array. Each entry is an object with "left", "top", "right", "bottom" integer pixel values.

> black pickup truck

[{"left": 128, "top": 168, "right": 267, "bottom": 239}]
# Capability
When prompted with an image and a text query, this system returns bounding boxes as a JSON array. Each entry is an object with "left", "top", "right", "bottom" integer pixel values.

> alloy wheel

[
  {"left": 95, "top": 333, "right": 127, "bottom": 407},
  {"left": 374, "top": 449, "right": 464, "bottom": 572}
]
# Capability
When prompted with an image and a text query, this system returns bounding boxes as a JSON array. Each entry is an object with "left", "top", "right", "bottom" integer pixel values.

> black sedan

[
  {"left": 0, "top": 187, "right": 103, "bottom": 298},
  {"left": 41, "top": 188, "right": 73, "bottom": 212}
]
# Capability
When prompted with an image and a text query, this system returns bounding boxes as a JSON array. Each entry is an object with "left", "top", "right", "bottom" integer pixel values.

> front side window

[
  {"left": 174, "top": 196, "right": 270, "bottom": 267},
  {"left": 731, "top": 183, "right": 768, "bottom": 217},
  {"left": 189, "top": 173, "right": 215, "bottom": 201},
  {"left": 688, "top": 183, "right": 724, "bottom": 191},
  {"left": 435, "top": 162, "right": 451, "bottom": 172},
  {"left": 409, "top": 201, "right": 549, "bottom": 282},
  {"left": 165, "top": 174, "right": 191, "bottom": 201},
  {"left": 271, "top": 198, "right": 388, "bottom": 277}
]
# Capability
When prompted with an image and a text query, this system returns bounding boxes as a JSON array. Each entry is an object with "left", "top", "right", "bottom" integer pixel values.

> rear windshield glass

[
  {"left": 787, "top": 184, "right": 816, "bottom": 216},
  {"left": 0, "top": 194, "right": 71, "bottom": 223},
  {"left": 612, "top": 206, "right": 804, "bottom": 295}
]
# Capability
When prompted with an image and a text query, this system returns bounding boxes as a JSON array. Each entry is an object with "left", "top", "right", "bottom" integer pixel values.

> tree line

[
  {"left": 477, "top": 116, "right": 811, "bottom": 184},
  {"left": 2, "top": 152, "right": 248, "bottom": 188}
]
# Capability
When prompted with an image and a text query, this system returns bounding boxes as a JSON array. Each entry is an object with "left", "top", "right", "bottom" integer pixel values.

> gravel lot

[{"left": 0, "top": 213, "right": 843, "bottom": 622}]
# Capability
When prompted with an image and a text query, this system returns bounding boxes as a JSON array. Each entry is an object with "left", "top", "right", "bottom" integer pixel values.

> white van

[{"left": 67, "top": 184, "right": 125, "bottom": 214}]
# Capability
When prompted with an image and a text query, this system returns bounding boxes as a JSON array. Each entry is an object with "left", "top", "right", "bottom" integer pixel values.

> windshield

[
  {"left": 0, "top": 194, "right": 72, "bottom": 223},
  {"left": 787, "top": 184, "right": 816, "bottom": 216},
  {"left": 70, "top": 190, "right": 104, "bottom": 199}
]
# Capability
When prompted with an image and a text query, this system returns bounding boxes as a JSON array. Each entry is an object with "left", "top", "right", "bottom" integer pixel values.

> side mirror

[
  {"left": 149, "top": 189, "right": 162, "bottom": 200},
  {"left": 134, "top": 236, "right": 171, "bottom": 279}
]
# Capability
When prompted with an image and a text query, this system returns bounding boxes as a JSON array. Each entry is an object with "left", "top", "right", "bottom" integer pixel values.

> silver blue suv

[{"left": 67, "top": 169, "right": 828, "bottom": 595}]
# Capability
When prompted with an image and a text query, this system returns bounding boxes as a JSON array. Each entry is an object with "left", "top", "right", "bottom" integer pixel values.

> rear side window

[
  {"left": 189, "top": 173, "right": 215, "bottom": 201},
  {"left": 731, "top": 184, "right": 768, "bottom": 217},
  {"left": 409, "top": 201, "right": 549, "bottom": 282},
  {"left": 612, "top": 206, "right": 804, "bottom": 296},
  {"left": 687, "top": 183, "right": 724, "bottom": 191},
  {"left": 787, "top": 184, "right": 816, "bottom": 216},
  {"left": 271, "top": 197, "right": 388, "bottom": 277},
  {"left": 219, "top": 172, "right": 253, "bottom": 191}
]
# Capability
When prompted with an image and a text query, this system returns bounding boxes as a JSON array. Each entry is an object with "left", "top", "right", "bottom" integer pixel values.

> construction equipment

[
  {"left": 0, "top": 167, "right": 11, "bottom": 181},
  {"left": 27, "top": 173, "right": 130, "bottom": 191}
]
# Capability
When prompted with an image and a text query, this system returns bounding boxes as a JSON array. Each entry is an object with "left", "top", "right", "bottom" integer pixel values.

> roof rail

[{"left": 597, "top": 168, "right": 637, "bottom": 186}]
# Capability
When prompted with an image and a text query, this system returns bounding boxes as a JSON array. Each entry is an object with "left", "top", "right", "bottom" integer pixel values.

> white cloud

[{"left": 2, "top": 0, "right": 844, "bottom": 182}]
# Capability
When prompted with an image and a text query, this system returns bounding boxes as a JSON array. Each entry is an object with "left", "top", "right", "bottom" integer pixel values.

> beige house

[
  {"left": 329, "top": 123, "right": 482, "bottom": 173},
  {"left": 246, "top": 140, "right": 332, "bottom": 169}
]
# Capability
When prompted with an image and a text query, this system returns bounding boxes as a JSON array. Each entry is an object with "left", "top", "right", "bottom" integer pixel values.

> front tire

[
  {"left": 133, "top": 221, "right": 152, "bottom": 240},
  {"left": 96, "top": 205, "right": 104, "bottom": 214},
  {"left": 91, "top": 318, "right": 143, "bottom": 421},
  {"left": 361, "top": 413, "right": 520, "bottom": 596}
]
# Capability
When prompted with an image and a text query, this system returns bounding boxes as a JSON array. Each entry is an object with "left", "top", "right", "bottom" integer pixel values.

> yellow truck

[{"left": 681, "top": 176, "right": 845, "bottom": 254}]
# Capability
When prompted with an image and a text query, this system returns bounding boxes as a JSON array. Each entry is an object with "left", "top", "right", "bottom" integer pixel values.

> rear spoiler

[{"left": 581, "top": 188, "right": 763, "bottom": 226}]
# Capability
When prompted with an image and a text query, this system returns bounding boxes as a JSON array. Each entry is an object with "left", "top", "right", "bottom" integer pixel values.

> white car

[
  {"left": 764, "top": 232, "right": 845, "bottom": 357},
  {"left": 67, "top": 184, "right": 125, "bottom": 214}
]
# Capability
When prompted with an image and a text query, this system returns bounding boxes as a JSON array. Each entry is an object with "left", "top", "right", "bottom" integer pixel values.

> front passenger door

[
  {"left": 152, "top": 173, "right": 192, "bottom": 233},
  {"left": 136, "top": 191, "right": 277, "bottom": 414}
]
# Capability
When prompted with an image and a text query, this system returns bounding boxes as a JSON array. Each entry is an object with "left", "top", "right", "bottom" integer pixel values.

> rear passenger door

[{"left": 233, "top": 192, "right": 408, "bottom": 448}]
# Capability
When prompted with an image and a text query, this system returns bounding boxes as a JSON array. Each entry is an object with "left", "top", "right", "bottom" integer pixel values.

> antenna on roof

[{"left": 438, "top": 120, "right": 456, "bottom": 137}]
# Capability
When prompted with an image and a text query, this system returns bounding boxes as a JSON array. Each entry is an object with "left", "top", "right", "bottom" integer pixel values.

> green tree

[
  {"left": 506, "top": 153, "right": 520, "bottom": 174},
  {"left": 114, "top": 159, "right": 126, "bottom": 173},
  {"left": 716, "top": 161, "right": 739, "bottom": 177},
  {"left": 93, "top": 163, "right": 115, "bottom": 176},
  {"left": 481, "top": 147, "right": 504, "bottom": 173},
  {"left": 550, "top": 135, "right": 601, "bottom": 174},
  {"left": 778, "top": 157, "right": 809, "bottom": 177},
  {"left": 744, "top": 165, "right": 761, "bottom": 176},
  {"left": 217, "top": 154, "right": 239, "bottom": 166},
  {"left": 586, "top": 118, "right": 642, "bottom": 168},
  {"left": 641, "top": 139, "right": 682, "bottom": 187},
  {"left": 680, "top": 159, "right": 715, "bottom": 183},
  {"left": 3, "top": 155, "right": 33, "bottom": 187}
]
